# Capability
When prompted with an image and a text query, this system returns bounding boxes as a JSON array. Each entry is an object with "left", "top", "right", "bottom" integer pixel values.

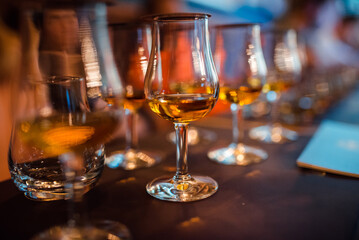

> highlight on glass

[
  {"left": 105, "top": 21, "right": 161, "bottom": 170},
  {"left": 249, "top": 29, "right": 302, "bottom": 144},
  {"left": 208, "top": 23, "right": 268, "bottom": 165},
  {"left": 144, "top": 13, "right": 219, "bottom": 202}
]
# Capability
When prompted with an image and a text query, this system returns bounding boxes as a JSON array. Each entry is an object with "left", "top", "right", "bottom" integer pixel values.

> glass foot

[
  {"left": 208, "top": 143, "right": 267, "bottom": 166},
  {"left": 249, "top": 124, "right": 298, "bottom": 144},
  {"left": 32, "top": 223, "right": 131, "bottom": 240},
  {"left": 93, "top": 220, "right": 131, "bottom": 240},
  {"left": 167, "top": 127, "right": 217, "bottom": 145},
  {"left": 24, "top": 191, "right": 67, "bottom": 201},
  {"left": 105, "top": 149, "right": 161, "bottom": 170},
  {"left": 146, "top": 175, "right": 218, "bottom": 202}
]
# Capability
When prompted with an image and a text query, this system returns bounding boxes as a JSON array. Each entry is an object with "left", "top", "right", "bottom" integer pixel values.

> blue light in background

[{"left": 186, "top": 0, "right": 287, "bottom": 23}]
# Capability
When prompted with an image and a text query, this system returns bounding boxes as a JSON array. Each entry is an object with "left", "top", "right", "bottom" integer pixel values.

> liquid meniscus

[
  {"left": 124, "top": 90, "right": 145, "bottom": 111},
  {"left": 147, "top": 93, "right": 216, "bottom": 123},
  {"left": 262, "top": 80, "right": 295, "bottom": 93}
]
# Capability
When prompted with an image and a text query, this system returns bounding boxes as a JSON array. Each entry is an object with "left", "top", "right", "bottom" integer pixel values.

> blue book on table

[{"left": 297, "top": 120, "right": 359, "bottom": 178}]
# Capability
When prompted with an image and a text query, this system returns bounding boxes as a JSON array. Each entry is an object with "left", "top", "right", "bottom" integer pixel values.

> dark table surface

[{"left": 1, "top": 88, "right": 359, "bottom": 240}]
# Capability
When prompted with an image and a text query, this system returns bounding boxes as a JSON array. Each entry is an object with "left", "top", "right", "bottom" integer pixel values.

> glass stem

[
  {"left": 125, "top": 109, "right": 138, "bottom": 151},
  {"left": 270, "top": 92, "right": 281, "bottom": 126},
  {"left": 231, "top": 103, "right": 244, "bottom": 145},
  {"left": 61, "top": 153, "right": 87, "bottom": 228},
  {"left": 173, "top": 123, "right": 190, "bottom": 181}
]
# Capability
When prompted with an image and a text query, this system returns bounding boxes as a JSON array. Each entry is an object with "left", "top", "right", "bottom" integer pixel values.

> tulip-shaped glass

[
  {"left": 249, "top": 29, "right": 302, "bottom": 143},
  {"left": 145, "top": 13, "right": 219, "bottom": 202},
  {"left": 208, "top": 24, "right": 268, "bottom": 165},
  {"left": 105, "top": 22, "right": 161, "bottom": 170}
]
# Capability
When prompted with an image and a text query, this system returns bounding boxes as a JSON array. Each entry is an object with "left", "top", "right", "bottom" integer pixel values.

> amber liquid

[
  {"left": 147, "top": 94, "right": 216, "bottom": 123},
  {"left": 103, "top": 96, "right": 124, "bottom": 108},
  {"left": 219, "top": 86, "right": 262, "bottom": 106},
  {"left": 262, "top": 80, "right": 295, "bottom": 93},
  {"left": 124, "top": 90, "right": 145, "bottom": 111},
  {"left": 17, "top": 111, "right": 119, "bottom": 157}
]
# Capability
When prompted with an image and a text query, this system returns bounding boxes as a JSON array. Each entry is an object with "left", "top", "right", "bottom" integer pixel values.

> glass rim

[
  {"left": 143, "top": 13, "right": 211, "bottom": 22},
  {"left": 28, "top": 76, "right": 85, "bottom": 84},
  {"left": 212, "top": 23, "right": 260, "bottom": 29},
  {"left": 48, "top": 76, "right": 85, "bottom": 84}
]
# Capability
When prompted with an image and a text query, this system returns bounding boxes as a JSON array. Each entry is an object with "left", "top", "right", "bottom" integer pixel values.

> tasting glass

[
  {"left": 144, "top": 13, "right": 219, "bottom": 202},
  {"left": 9, "top": 2, "right": 130, "bottom": 239},
  {"left": 208, "top": 23, "right": 268, "bottom": 165},
  {"left": 105, "top": 22, "right": 161, "bottom": 170},
  {"left": 249, "top": 29, "right": 302, "bottom": 143}
]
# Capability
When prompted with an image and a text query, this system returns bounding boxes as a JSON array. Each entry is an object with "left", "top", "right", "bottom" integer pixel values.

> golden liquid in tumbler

[
  {"left": 18, "top": 112, "right": 118, "bottom": 157},
  {"left": 124, "top": 90, "right": 145, "bottom": 111},
  {"left": 147, "top": 93, "right": 216, "bottom": 123},
  {"left": 219, "top": 86, "right": 262, "bottom": 106}
]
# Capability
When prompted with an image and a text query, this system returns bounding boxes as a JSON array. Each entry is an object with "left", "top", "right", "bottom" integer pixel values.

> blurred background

[{"left": 1, "top": 0, "right": 359, "bottom": 180}]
